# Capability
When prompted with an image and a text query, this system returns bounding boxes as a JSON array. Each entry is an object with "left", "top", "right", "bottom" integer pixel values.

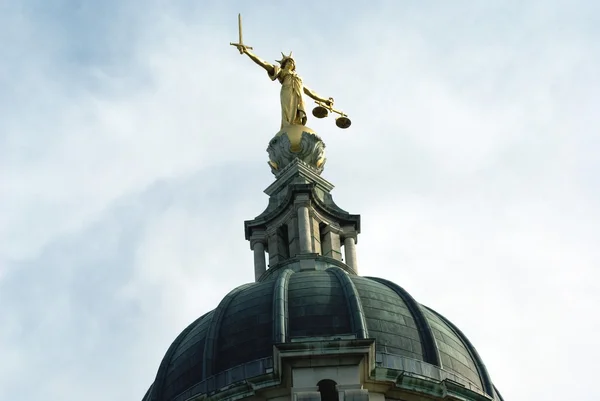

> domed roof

[{"left": 146, "top": 260, "right": 502, "bottom": 401}]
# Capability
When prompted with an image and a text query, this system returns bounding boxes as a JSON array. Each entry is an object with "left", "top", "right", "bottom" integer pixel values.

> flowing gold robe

[{"left": 269, "top": 66, "right": 307, "bottom": 129}]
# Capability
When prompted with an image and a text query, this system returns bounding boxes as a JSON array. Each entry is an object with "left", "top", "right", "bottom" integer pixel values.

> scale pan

[
  {"left": 312, "top": 106, "right": 329, "bottom": 119},
  {"left": 335, "top": 116, "right": 351, "bottom": 129}
]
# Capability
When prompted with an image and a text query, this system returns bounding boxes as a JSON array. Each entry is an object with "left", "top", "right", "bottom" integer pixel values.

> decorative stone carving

[{"left": 267, "top": 124, "right": 326, "bottom": 176}]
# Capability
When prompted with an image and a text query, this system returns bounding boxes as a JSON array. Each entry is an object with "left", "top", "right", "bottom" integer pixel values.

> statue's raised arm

[{"left": 237, "top": 46, "right": 275, "bottom": 76}]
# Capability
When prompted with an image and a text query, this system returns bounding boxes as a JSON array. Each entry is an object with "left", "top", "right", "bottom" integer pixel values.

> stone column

[
  {"left": 298, "top": 206, "right": 312, "bottom": 253},
  {"left": 253, "top": 242, "right": 266, "bottom": 281},
  {"left": 343, "top": 227, "right": 358, "bottom": 274},
  {"left": 344, "top": 237, "right": 357, "bottom": 272},
  {"left": 250, "top": 232, "right": 267, "bottom": 282}
]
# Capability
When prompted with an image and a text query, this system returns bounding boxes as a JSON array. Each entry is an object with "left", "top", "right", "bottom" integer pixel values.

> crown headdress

[{"left": 275, "top": 51, "right": 294, "bottom": 65}]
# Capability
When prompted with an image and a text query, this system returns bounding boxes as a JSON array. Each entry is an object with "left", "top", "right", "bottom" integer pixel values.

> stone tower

[{"left": 141, "top": 123, "right": 505, "bottom": 401}]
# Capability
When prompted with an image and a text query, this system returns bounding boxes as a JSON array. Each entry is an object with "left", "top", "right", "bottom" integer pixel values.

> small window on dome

[{"left": 317, "top": 379, "right": 339, "bottom": 401}]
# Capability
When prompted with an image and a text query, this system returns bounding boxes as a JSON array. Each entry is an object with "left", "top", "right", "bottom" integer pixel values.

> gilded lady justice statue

[{"left": 230, "top": 14, "right": 350, "bottom": 175}]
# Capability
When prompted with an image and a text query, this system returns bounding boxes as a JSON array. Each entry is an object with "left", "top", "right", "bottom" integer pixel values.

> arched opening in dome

[{"left": 317, "top": 379, "right": 339, "bottom": 401}]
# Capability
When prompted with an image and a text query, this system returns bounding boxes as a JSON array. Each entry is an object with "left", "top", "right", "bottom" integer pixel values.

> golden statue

[{"left": 230, "top": 14, "right": 350, "bottom": 130}]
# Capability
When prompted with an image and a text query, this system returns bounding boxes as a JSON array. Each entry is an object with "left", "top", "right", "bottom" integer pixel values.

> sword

[{"left": 229, "top": 13, "right": 253, "bottom": 54}]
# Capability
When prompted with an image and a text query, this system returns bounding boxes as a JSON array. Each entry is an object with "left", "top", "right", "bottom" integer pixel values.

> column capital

[
  {"left": 342, "top": 225, "right": 358, "bottom": 242},
  {"left": 250, "top": 230, "right": 267, "bottom": 250},
  {"left": 294, "top": 195, "right": 311, "bottom": 208}
]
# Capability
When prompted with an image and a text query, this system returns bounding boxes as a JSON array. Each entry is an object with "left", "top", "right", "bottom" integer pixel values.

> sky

[{"left": 1, "top": 1, "right": 599, "bottom": 400}]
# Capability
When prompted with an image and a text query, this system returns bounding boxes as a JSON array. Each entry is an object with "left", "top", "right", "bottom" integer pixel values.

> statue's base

[
  {"left": 274, "top": 124, "right": 315, "bottom": 151},
  {"left": 267, "top": 124, "right": 326, "bottom": 176}
]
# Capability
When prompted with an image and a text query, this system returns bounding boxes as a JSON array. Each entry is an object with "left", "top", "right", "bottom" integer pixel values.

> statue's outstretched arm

[
  {"left": 240, "top": 47, "right": 275, "bottom": 76},
  {"left": 304, "top": 86, "right": 333, "bottom": 106}
]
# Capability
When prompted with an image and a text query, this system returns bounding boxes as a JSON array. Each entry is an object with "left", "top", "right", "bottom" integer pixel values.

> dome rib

[
  {"left": 367, "top": 277, "right": 441, "bottom": 367},
  {"left": 202, "top": 283, "right": 254, "bottom": 379},
  {"left": 272, "top": 268, "right": 294, "bottom": 343},
  {"left": 150, "top": 313, "right": 210, "bottom": 401},
  {"left": 423, "top": 306, "right": 494, "bottom": 396},
  {"left": 329, "top": 267, "right": 369, "bottom": 339}
]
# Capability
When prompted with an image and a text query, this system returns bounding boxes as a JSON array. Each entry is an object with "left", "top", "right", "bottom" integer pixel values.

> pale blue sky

[{"left": 1, "top": 1, "right": 599, "bottom": 400}]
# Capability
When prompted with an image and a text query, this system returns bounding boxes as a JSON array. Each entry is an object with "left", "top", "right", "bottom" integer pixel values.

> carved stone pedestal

[{"left": 267, "top": 124, "right": 326, "bottom": 176}]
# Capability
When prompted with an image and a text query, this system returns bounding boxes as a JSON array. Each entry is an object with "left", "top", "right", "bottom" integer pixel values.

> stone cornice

[
  {"left": 245, "top": 182, "right": 360, "bottom": 240},
  {"left": 264, "top": 158, "right": 333, "bottom": 196}
]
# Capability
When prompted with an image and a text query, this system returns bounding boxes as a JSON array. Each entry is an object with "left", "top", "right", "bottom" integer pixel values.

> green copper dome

[{"left": 143, "top": 261, "right": 503, "bottom": 401}]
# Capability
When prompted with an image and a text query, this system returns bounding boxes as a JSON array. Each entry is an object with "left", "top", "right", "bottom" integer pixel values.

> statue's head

[{"left": 276, "top": 52, "right": 295, "bottom": 71}]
